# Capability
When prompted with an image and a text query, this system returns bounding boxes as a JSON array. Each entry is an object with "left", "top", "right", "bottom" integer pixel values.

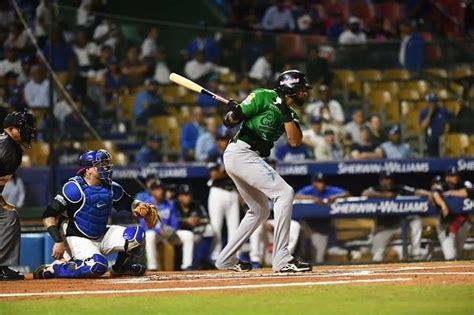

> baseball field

[{"left": 0, "top": 261, "right": 473, "bottom": 315}]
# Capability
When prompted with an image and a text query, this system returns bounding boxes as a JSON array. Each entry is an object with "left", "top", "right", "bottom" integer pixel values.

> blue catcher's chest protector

[{"left": 67, "top": 176, "right": 114, "bottom": 239}]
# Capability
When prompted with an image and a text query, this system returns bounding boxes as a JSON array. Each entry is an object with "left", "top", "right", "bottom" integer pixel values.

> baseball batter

[
  {"left": 34, "top": 149, "right": 159, "bottom": 279},
  {"left": 216, "top": 70, "right": 312, "bottom": 273}
]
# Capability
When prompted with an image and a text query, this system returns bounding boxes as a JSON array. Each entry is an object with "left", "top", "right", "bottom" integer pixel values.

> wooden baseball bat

[{"left": 169, "top": 73, "right": 230, "bottom": 105}]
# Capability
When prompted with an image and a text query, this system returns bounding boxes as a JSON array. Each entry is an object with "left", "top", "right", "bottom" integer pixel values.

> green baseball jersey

[{"left": 235, "top": 88, "right": 300, "bottom": 157}]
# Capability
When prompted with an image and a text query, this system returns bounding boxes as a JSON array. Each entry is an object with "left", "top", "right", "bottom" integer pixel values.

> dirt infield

[{"left": 0, "top": 261, "right": 473, "bottom": 300}]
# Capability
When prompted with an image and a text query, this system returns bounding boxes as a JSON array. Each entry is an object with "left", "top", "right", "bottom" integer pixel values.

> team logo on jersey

[{"left": 279, "top": 78, "right": 299, "bottom": 86}]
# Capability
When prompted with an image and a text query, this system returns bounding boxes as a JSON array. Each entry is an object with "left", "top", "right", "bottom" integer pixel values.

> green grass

[{"left": 1, "top": 284, "right": 473, "bottom": 315}]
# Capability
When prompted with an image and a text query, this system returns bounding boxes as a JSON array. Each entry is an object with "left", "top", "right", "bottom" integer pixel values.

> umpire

[{"left": 0, "top": 110, "right": 35, "bottom": 281}]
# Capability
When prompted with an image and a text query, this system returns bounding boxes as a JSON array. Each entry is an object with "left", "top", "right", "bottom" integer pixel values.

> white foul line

[{"left": 0, "top": 278, "right": 411, "bottom": 298}]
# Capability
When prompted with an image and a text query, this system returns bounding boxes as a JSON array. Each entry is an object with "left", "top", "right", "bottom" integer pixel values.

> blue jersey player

[{"left": 34, "top": 149, "right": 156, "bottom": 279}]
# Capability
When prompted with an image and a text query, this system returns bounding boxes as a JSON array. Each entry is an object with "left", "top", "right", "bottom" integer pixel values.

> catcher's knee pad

[
  {"left": 123, "top": 226, "right": 145, "bottom": 255},
  {"left": 51, "top": 254, "right": 108, "bottom": 278}
]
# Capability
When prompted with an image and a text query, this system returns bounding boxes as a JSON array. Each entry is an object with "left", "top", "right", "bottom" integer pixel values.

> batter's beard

[{"left": 290, "top": 95, "right": 305, "bottom": 107}]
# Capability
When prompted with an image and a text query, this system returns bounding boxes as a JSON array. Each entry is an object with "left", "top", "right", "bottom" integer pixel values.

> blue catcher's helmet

[{"left": 77, "top": 149, "right": 113, "bottom": 183}]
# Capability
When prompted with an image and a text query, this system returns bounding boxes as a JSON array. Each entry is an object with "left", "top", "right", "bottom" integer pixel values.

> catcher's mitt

[{"left": 133, "top": 203, "right": 160, "bottom": 228}]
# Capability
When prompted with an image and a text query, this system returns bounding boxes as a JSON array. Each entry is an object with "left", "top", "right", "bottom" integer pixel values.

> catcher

[{"left": 34, "top": 149, "right": 159, "bottom": 279}]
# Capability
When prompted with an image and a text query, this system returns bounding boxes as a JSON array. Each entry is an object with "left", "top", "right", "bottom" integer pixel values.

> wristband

[{"left": 47, "top": 225, "right": 63, "bottom": 243}]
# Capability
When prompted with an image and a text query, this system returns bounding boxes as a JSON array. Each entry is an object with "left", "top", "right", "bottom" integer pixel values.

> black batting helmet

[
  {"left": 275, "top": 70, "right": 312, "bottom": 96},
  {"left": 3, "top": 110, "right": 36, "bottom": 147}
]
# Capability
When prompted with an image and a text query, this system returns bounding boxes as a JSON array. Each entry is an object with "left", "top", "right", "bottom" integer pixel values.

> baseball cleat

[
  {"left": 227, "top": 260, "right": 252, "bottom": 272},
  {"left": 0, "top": 266, "right": 25, "bottom": 281},
  {"left": 33, "top": 264, "right": 55, "bottom": 279},
  {"left": 110, "top": 263, "right": 146, "bottom": 277},
  {"left": 277, "top": 258, "right": 312, "bottom": 273}
]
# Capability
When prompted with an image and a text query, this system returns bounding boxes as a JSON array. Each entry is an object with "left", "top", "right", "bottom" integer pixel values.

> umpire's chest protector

[{"left": 66, "top": 176, "right": 114, "bottom": 239}]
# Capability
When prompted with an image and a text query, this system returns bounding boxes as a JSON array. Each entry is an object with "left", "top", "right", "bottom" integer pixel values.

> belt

[{"left": 230, "top": 138, "right": 260, "bottom": 154}]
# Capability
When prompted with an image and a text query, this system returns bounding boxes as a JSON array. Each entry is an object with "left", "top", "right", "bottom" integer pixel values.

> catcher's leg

[
  {"left": 34, "top": 237, "right": 107, "bottom": 279},
  {"left": 100, "top": 225, "right": 146, "bottom": 276}
]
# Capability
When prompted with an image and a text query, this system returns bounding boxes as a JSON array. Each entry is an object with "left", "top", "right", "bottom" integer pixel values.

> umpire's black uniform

[{"left": 0, "top": 111, "right": 35, "bottom": 281}]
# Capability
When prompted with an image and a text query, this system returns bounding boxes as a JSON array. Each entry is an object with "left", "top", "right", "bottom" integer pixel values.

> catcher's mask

[
  {"left": 274, "top": 70, "right": 312, "bottom": 107},
  {"left": 77, "top": 149, "right": 113, "bottom": 184},
  {"left": 3, "top": 110, "right": 36, "bottom": 148}
]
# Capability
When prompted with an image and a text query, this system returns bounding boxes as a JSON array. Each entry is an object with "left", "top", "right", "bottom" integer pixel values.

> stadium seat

[
  {"left": 334, "top": 70, "right": 355, "bottom": 88},
  {"left": 149, "top": 116, "right": 181, "bottom": 152},
  {"left": 83, "top": 140, "right": 117, "bottom": 154},
  {"left": 398, "top": 89, "right": 421, "bottom": 101},
  {"left": 442, "top": 100, "right": 461, "bottom": 114},
  {"left": 367, "top": 90, "right": 392, "bottom": 113},
  {"left": 121, "top": 93, "right": 136, "bottom": 121},
  {"left": 425, "top": 44, "right": 443, "bottom": 63},
  {"left": 450, "top": 68, "right": 472, "bottom": 78},
  {"left": 386, "top": 100, "right": 401, "bottom": 123},
  {"left": 219, "top": 72, "right": 236, "bottom": 84},
  {"left": 180, "top": 92, "right": 197, "bottom": 104},
  {"left": 440, "top": 133, "right": 469, "bottom": 157},
  {"left": 304, "top": 34, "right": 327, "bottom": 46},
  {"left": 424, "top": 68, "right": 448, "bottom": 78},
  {"left": 276, "top": 33, "right": 306, "bottom": 59},
  {"left": 356, "top": 69, "right": 383, "bottom": 81},
  {"left": 29, "top": 142, "right": 50, "bottom": 166},
  {"left": 384, "top": 69, "right": 411, "bottom": 80},
  {"left": 404, "top": 109, "right": 422, "bottom": 136},
  {"left": 368, "top": 81, "right": 399, "bottom": 95},
  {"left": 21, "top": 154, "right": 32, "bottom": 167},
  {"left": 114, "top": 152, "right": 129, "bottom": 166},
  {"left": 334, "top": 218, "right": 375, "bottom": 242},
  {"left": 401, "top": 80, "right": 429, "bottom": 95},
  {"left": 376, "top": 2, "right": 402, "bottom": 24},
  {"left": 432, "top": 88, "right": 449, "bottom": 100}
]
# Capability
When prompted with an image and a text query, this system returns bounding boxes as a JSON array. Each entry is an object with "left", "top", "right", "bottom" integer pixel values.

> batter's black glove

[{"left": 223, "top": 99, "right": 242, "bottom": 128}]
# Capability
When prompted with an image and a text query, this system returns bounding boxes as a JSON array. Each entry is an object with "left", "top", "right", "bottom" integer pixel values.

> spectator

[
  {"left": 186, "top": 21, "right": 220, "bottom": 62},
  {"left": 294, "top": 2, "right": 323, "bottom": 34},
  {"left": 180, "top": 106, "right": 205, "bottom": 161},
  {"left": 195, "top": 116, "right": 218, "bottom": 162},
  {"left": 399, "top": 20, "right": 425, "bottom": 72},
  {"left": 24, "top": 65, "right": 52, "bottom": 109},
  {"left": 2, "top": 174, "right": 25, "bottom": 209},
  {"left": 431, "top": 167, "right": 474, "bottom": 260},
  {"left": 248, "top": 50, "right": 273, "bottom": 84},
  {"left": 17, "top": 56, "right": 33, "bottom": 85},
  {"left": 0, "top": 3, "right": 15, "bottom": 28},
  {"left": 362, "top": 171, "right": 429, "bottom": 261},
  {"left": 143, "top": 179, "right": 195, "bottom": 271},
  {"left": 184, "top": 50, "right": 229, "bottom": 83},
  {"left": 152, "top": 48, "right": 171, "bottom": 85},
  {"left": 93, "top": 18, "right": 120, "bottom": 51},
  {"left": 343, "top": 109, "right": 364, "bottom": 143},
  {"left": 306, "top": 85, "right": 344, "bottom": 124},
  {"left": 315, "top": 129, "right": 342, "bottom": 161},
  {"left": 367, "top": 17, "right": 395, "bottom": 42},
  {"left": 140, "top": 27, "right": 160, "bottom": 61},
  {"left": 62, "top": 96, "right": 93, "bottom": 140},
  {"left": 3, "top": 71, "right": 24, "bottom": 110},
  {"left": 368, "top": 114, "right": 386, "bottom": 146},
  {"left": 306, "top": 47, "right": 333, "bottom": 86},
  {"left": 133, "top": 79, "right": 166, "bottom": 125},
  {"left": 242, "top": 31, "right": 272, "bottom": 72},
  {"left": 175, "top": 184, "right": 214, "bottom": 269},
  {"left": 419, "top": 93, "right": 449, "bottom": 157},
  {"left": 275, "top": 140, "right": 310, "bottom": 162},
  {"left": 350, "top": 125, "right": 383, "bottom": 160},
  {"left": 338, "top": 16, "right": 367, "bottom": 45},
  {"left": 261, "top": 0, "right": 295, "bottom": 32},
  {"left": 326, "top": 12, "right": 344, "bottom": 41},
  {"left": 380, "top": 125, "right": 411, "bottom": 159},
  {"left": 76, "top": 0, "right": 104, "bottom": 31},
  {"left": 5, "top": 22, "right": 31, "bottom": 51},
  {"left": 302, "top": 116, "right": 324, "bottom": 158},
  {"left": 295, "top": 172, "right": 350, "bottom": 263},
  {"left": 134, "top": 174, "right": 158, "bottom": 201},
  {"left": 135, "top": 135, "right": 164, "bottom": 165},
  {"left": 102, "top": 57, "right": 128, "bottom": 104},
  {"left": 72, "top": 30, "right": 98, "bottom": 74},
  {"left": 42, "top": 30, "right": 74, "bottom": 72},
  {"left": 0, "top": 47, "right": 22, "bottom": 81},
  {"left": 34, "top": 0, "right": 53, "bottom": 46},
  {"left": 449, "top": 98, "right": 474, "bottom": 135},
  {"left": 121, "top": 46, "right": 149, "bottom": 87}
]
